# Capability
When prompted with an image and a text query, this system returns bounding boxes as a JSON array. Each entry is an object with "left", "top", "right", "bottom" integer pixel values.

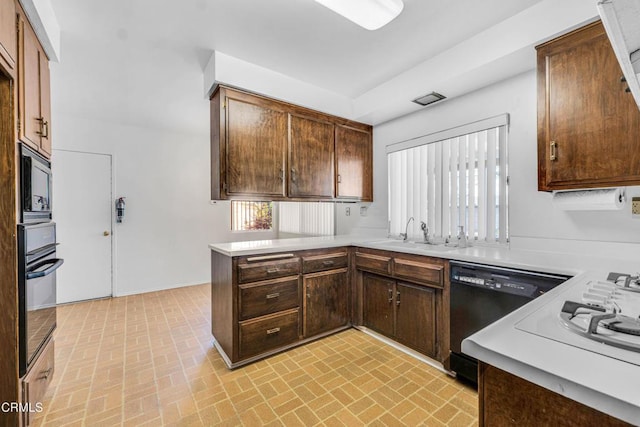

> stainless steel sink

[{"left": 373, "top": 240, "right": 458, "bottom": 252}]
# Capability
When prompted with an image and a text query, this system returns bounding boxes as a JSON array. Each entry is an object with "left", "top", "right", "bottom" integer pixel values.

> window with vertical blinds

[
  {"left": 279, "top": 202, "right": 335, "bottom": 236},
  {"left": 387, "top": 115, "right": 509, "bottom": 245}
]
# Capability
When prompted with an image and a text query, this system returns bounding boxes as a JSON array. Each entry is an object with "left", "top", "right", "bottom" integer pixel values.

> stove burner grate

[{"left": 601, "top": 316, "right": 640, "bottom": 336}]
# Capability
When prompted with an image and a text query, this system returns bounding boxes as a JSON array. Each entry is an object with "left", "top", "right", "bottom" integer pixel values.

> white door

[{"left": 53, "top": 150, "right": 112, "bottom": 303}]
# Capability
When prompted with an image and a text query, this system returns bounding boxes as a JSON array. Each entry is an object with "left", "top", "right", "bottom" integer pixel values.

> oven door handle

[{"left": 26, "top": 258, "right": 64, "bottom": 279}]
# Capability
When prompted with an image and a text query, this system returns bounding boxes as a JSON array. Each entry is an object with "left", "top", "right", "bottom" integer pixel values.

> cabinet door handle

[
  {"left": 291, "top": 168, "right": 296, "bottom": 183},
  {"left": 396, "top": 291, "right": 401, "bottom": 306},
  {"left": 266, "top": 292, "right": 280, "bottom": 300},
  {"left": 266, "top": 327, "right": 280, "bottom": 335},
  {"left": 43, "top": 121, "right": 49, "bottom": 139},
  {"left": 550, "top": 141, "right": 557, "bottom": 161},
  {"left": 337, "top": 174, "right": 342, "bottom": 183},
  {"left": 278, "top": 168, "right": 284, "bottom": 181},
  {"left": 322, "top": 260, "right": 334, "bottom": 266},
  {"left": 266, "top": 268, "right": 280, "bottom": 274},
  {"left": 37, "top": 368, "right": 52, "bottom": 381},
  {"left": 388, "top": 288, "right": 393, "bottom": 303}
]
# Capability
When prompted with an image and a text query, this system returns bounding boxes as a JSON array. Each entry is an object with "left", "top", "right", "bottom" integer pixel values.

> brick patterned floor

[{"left": 32, "top": 284, "right": 478, "bottom": 426}]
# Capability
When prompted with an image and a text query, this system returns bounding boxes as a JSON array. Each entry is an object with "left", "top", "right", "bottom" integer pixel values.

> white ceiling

[{"left": 48, "top": 0, "right": 597, "bottom": 132}]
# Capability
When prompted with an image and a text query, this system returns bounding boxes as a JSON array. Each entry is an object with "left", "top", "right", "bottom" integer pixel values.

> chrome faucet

[
  {"left": 400, "top": 217, "right": 414, "bottom": 241},
  {"left": 420, "top": 221, "right": 430, "bottom": 243},
  {"left": 457, "top": 225, "right": 468, "bottom": 248}
]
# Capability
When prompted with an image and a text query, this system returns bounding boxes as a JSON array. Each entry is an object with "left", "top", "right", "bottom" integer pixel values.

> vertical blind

[
  {"left": 387, "top": 115, "right": 508, "bottom": 244},
  {"left": 279, "top": 202, "right": 335, "bottom": 236}
]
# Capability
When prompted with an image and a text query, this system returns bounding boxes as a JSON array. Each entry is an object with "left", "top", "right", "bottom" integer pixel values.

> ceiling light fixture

[
  {"left": 412, "top": 92, "right": 446, "bottom": 107},
  {"left": 314, "top": 0, "right": 404, "bottom": 31}
]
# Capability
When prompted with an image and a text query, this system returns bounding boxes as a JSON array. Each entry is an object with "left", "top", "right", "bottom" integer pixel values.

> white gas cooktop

[{"left": 515, "top": 271, "right": 640, "bottom": 368}]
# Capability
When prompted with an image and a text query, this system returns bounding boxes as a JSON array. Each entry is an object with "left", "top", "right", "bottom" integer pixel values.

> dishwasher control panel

[{"left": 451, "top": 262, "right": 569, "bottom": 298}]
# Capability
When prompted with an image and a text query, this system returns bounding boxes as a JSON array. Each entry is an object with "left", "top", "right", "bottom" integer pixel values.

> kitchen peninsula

[{"left": 210, "top": 236, "right": 640, "bottom": 425}]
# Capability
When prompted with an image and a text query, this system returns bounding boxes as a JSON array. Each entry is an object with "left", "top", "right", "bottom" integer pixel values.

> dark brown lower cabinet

[
  {"left": 479, "top": 362, "right": 632, "bottom": 426},
  {"left": 395, "top": 282, "right": 436, "bottom": 356},
  {"left": 211, "top": 247, "right": 351, "bottom": 368},
  {"left": 363, "top": 273, "right": 395, "bottom": 337},
  {"left": 303, "top": 268, "right": 349, "bottom": 337},
  {"left": 363, "top": 273, "right": 438, "bottom": 359}
]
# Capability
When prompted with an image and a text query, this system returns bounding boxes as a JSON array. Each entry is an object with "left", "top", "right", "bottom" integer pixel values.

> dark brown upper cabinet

[
  {"left": 335, "top": 125, "right": 373, "bottom": 201},
  {"left": 211, "top": 85, "right": 373, "bottom": 201},
  {"left": 537, "top": 21, "right": 640, "bottom": 191},
  {"left": 288, "top": 114, "right": 334, "bottom": 198},
  {"left": 17, "top": 8, "right": 52, "bottom": 158}
]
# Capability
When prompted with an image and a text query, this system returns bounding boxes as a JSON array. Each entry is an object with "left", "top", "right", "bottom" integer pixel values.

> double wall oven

[{"left": 18, "top": 144, "right": 62, "bottom": 376}]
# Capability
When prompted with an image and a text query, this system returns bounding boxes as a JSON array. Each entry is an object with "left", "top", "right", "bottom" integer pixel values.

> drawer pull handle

[
  {"left": 267, "top": 268, "right": 280, "bottom": 274},
  {"left": 37, "top": 368, "right": 52, "bottom": 381},
  {"left": 247, "top": 253, "right": 294, "bottom": 262},
  {"left": 322, "top": 260, "right": 335, "bottom": 266},
  {"left": 266, "top": 327, "right": 281, "bottom": 335},
  {"left": 266, "top": 292, "right": 280, "bottom": 299}
]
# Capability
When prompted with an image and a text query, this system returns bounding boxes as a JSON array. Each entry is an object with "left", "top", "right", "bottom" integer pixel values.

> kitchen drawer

[
  {"left": 239, "top": 277, "right": 299, "bottom": 320},
  {"left": 302, "top": 252, "right": 348, "bottom": 274},
  {"left": 237, "top": 255, "right": 300, "bottom": 284},
  {"left": 239, "top": 309, "right": 299, "bottom": 359},
  {"left": 355, "top": 252, "right": 391, "bottom": 275},
  {"left": 22, "top": 338, "right": 54, "bottom": 426},
  {"left": 394, "top": 258, "right": 443, "bottom": 288}
]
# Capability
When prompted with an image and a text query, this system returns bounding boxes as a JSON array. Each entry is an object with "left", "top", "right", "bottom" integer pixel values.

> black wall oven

[
  {"left": 20, "top": 143, "right": 52, "bottom": 224},
  {"left": 18, "top": 222, "right": 63, "bottom": 376}
]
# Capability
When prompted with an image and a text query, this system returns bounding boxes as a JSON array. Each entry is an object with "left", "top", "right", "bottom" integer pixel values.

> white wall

[
  {"left": 50, "top": 34, "right": 278, "bottom": 297},
  {"left": 346, "top": 71, "right": 640, "bottom": 260}
]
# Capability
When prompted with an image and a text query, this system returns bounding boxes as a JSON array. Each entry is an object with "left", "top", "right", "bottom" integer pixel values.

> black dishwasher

[{"left": 449, "top": 261, "right": 569, "bottom": 385}]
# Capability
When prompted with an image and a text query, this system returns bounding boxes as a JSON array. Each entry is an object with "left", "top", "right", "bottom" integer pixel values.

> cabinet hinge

[
  {"left": 222, "top": 182, "right": 227, "bottom": 191},
  {"left": 223, "top": 100, "right": 226, "bottom": 109},
  {"left": 16, "top": 117, "right": 21, "bottom": 133}
]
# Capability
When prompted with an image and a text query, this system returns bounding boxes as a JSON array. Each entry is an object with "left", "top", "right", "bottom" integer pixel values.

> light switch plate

[{"left": 632, "top": 197, "right": 640, "bottom": 216}]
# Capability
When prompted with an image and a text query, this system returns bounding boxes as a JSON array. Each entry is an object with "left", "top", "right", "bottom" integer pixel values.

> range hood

[{"left": 598, "top": 0, "right": 640, "bottom": 110}]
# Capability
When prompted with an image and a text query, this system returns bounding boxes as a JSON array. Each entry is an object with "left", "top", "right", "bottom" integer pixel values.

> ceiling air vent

[{"left": 412, "top": 92, "right": 446, "bottom": 106}]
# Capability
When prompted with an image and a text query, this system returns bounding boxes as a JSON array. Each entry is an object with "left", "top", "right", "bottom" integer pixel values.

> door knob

[{"left": 103, "top": 231, "right": 110, "bottom": 236}]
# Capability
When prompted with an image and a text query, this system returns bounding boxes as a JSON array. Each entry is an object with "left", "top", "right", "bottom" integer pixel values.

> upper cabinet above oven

[
  {"left": 17, "top": 5, "right": 52, "bottom": 159},
  {"left": 210, "top": 86, "right": 373, "bottom": 202},
  {"left": 537, "top": 21, "right": 640, "bottom": 191}
]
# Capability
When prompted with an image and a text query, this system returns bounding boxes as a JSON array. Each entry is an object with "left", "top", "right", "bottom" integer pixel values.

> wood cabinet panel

[
  {"left": 239, "top": 309, "right": 299, "bottom": 359},
  {"left": 355, "top": 252, "right": 391, "bottom": 275},
  {"left": 302, "top": 251, "right": 348, "bottom": 274},
  {"left": 335, "top": 125, "right": 373, "bottom": 201},
  {"left": 0, "top": 0, "right": 16, "bottom": 73},
  {"left": 394, "top": 257, "right": 443, "bottom": 288},
  {"left": 22, "top": 338, "right": 54, "bottom": 426},
  {"left": 239, "top": 277, "right": 300, "bottom": 320},
  {"left": 363, "top": 273, "right": 395, "bottom": 337},
  {"left": 38, "top": 55, "right": 51, "bottom": 156},
  {"left": 289, "top": 114, "right": 334, "bottom": 198},
  {"left": 537, "top": 21, "right": 640, "bottom": 190},
  {"left": 303, "top": 268, "right": 349, "bottom": 337},
  {"left": 18, "top": 12, "right": 41, "bottom": 151},
  {"left": 395, "top": 282, "right": 436, "bottom": 357},
  {"left": 225, "top": 95, "right": 286, "bottom": 196},
  {"left": 17, "top": 7, "right": 51, "bottom": 158},
  {"left": 237, "top": 257, "right": 300, "bottom": 284},
  {"left": 479, "top": 362, "right": 631, "bottom": 426}
]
